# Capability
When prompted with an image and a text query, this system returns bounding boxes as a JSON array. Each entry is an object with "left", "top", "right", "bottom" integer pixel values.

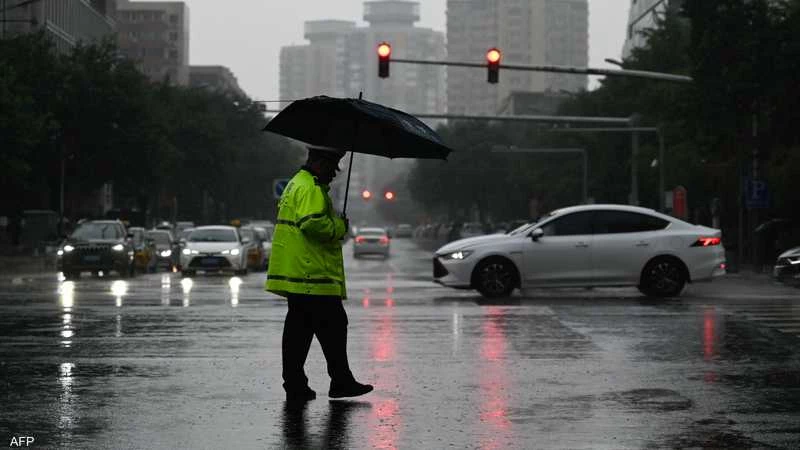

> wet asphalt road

[{"left": 1, "top": 238, "right": 800, "bottom": 449}]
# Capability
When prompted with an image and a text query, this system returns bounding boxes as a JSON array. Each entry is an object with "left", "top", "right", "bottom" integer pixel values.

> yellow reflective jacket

[{"left": 265, "top": 169, "right": 348, "bottom": 298}]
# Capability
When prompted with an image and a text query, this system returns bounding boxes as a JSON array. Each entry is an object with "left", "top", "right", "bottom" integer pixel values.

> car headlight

[
  {"left": 63, "top": 245, "right": 75, "bottom": 252},
  {"left": 112, "top": 244, "right": 125, "bottom": 252},
  {"left": 160, "top": 250, "right": 172, "bottom": 257},
  {"left": 182, "top": 248, "right": 198, "bottom": 255},
  {"left": 221, "top": 248, "right": 241, "bottom": 256},
  {"left": 57, "top": 249, "right": 64, "bottom": 256},
  {"left": 789, "top": 256, "right": 800, "bottom": 265},
  {"left": 441, "top": 250, "right": 473, "bottom": 260}
]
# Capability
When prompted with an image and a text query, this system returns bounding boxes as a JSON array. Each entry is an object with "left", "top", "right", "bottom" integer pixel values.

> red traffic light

[
  {"left": 377, "top": 42, "right": 392, "bottom": 58},
  {"left": 486, "top": 48, "right": 502, "bottom": 64},
  {"left": 377, "top": 42, "right": 391, "bottom": 78},
  {"left": 384, "top": 191, "right": 395, "bottom": 200},
  {"left": 362, "top": 189, "right": 372, "bottom": 199},
  {"left": 487, "top": 48, "right": 501, "bottom": 84}
]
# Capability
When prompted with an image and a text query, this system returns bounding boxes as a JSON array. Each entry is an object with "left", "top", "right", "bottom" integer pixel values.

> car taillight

[
  {"left": 355, "top": 236, "right": 365, "bottom": 244},
  {"left": 379, "top": 236, "right": 389, "bottom": 245},
  {"left": 692, "top": 237, "right": 721, "bottom": 247}
]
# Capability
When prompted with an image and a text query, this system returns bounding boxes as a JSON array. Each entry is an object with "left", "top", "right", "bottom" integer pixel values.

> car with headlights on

[
  {"left": 353, "top": 227, "right": 390, "bottom": 258},
  {"left": 180, "top": 226, "right": 249, "bottom": 276},
  {"left": 773, "top": 246, "right": 800, "bottom": 285},
  {"left": 57, "top": 220, "right": 136, "bottom": 279},
  {"left": 146, "top": 229, "right": 179, "bottom": 271},
  {"left": 433, "top": 204, "right": 726, "bottom": 298}
]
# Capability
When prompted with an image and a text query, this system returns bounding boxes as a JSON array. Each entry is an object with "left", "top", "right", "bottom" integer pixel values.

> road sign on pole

[
  {"left": 273, "top": 178, "right": 291, "bottom": 199},
  {"left": 744, "top": 178, "right": 769, "bottom": 209}
]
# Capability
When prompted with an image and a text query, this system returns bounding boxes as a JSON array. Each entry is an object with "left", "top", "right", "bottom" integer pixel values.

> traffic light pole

[{"left": 389, "top": 58, "right": 693, "bottom": 83}]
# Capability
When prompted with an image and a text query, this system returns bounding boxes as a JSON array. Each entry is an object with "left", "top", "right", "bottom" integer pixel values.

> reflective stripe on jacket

[{"left": 265, "top": 169, "right": 348, "bottom": 298}]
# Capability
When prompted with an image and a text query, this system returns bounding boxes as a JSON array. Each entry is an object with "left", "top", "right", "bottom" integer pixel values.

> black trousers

[{"left": 282, "top": 294, "right": 355, "bottom": 392}]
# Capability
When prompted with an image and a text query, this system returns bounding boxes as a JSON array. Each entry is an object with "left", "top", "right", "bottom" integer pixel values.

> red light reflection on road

[
  {"left": 369, "top": 399, "right": 400, "bottom": 450},
  {"left": 372, "top": 314, "right": 396, "bottom": 362},
  {"left": 478, "top": 307, "right": 511, "bottom": 449},
  {"left": 703, "top": 307, "right": 718, "bottom": 384}
]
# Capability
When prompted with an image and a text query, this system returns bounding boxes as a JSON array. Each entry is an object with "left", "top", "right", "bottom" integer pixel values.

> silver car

[
  {"left": 353, "top": 227, "right": 391, "bottom": 259},
  {"left": 180, "top": 226, "right": 249, "bottom": 276}
]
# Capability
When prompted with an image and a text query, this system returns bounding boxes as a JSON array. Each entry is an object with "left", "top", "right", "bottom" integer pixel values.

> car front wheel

[
  {"left": 639, "top": 258, "right": 686, "bottom": 298},
  {"left": 474, "top": 257, "right": 517, "bottom": 298}
]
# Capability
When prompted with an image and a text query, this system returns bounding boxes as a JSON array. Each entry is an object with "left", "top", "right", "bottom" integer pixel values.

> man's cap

[{"left": 307, "top": 146, "right": 347, "bottom": 162}]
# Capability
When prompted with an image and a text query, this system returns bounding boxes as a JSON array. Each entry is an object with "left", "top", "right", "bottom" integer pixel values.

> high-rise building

[
  {"left": 278, "top": 1, "right": 446, "bottom": 222},
  {"left": 622, "top": 0, "right": 679, "bottom": 58},
  {"left": 279, "top": 20, "right": 356, "bottom": 101},
  {"left": 116, "top": 1, "right": 189, "bottom": 86},
  {"left": 447, "top": 0, "right": 588, "bottom": 115},
  {"left": 189, "top": 65, "right": 246, "bottom": 98},
  {"left": 1, "top": 0, "right": 118, "bottom": 53}
]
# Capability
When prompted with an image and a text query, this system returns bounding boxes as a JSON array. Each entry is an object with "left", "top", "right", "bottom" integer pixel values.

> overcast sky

[{"left": 143, "top": 0, "right": 630, "bottom": 101}]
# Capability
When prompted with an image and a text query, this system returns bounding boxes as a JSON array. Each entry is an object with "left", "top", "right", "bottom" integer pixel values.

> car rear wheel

[
  {"left": 474, "top": 257, "right": 517, "bottom": 298},
  {"left": 639, "top": 258, "right": 686, "bottom": 298}
]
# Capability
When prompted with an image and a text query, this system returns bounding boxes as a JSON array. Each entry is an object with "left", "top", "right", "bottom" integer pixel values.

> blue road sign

[
  {"left": 273, "top": 178, "right": 290, "bottom": 199},
  {"left": 744, "top": 178, "right": 769, "bottom": 209}
]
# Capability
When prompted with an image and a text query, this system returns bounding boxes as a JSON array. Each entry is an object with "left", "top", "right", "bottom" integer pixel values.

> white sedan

[
  {"left": 180, "top": 226, "right": 250, "bottom": 276},
  {"left": 434, "top": 204, "right": 726, "bottom": 298}
]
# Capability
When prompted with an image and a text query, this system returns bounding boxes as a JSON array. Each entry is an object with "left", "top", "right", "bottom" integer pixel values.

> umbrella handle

[
  {"left": 342, "top": 92, "right": 363, "bottom": 216},
  {"left": 343, "top": 150, "right": 354, "bottom": 215}
]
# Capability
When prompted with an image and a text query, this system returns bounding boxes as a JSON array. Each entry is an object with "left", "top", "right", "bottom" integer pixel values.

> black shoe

[
  {"left": 329, "top": 381, "right": 373, "bottom": 399},
  {"left": 286, "top": 387, "right": 316, "bottom": 402}
]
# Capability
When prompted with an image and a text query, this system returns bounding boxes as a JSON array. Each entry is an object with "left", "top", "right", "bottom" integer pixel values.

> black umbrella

[{"left": 263, "top": 95, "right": 453, "bottom": 214}]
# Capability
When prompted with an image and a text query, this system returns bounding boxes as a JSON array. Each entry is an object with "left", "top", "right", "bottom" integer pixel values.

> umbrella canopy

[{"left": 263, "top": 95, "right": 453, "bottom": 160}]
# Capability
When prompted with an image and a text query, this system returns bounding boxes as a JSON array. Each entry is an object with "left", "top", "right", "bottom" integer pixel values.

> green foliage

[{"left": 0, "top": 33, "right": 297, "bottom": 223}]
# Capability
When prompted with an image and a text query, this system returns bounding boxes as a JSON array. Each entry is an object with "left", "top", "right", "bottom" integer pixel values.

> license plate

[
  {"left": 201, "top": 258, "right": 217, "bottom": 266},
  {"left": 83, "top": 255, "right": 101, "bottom": 262}
]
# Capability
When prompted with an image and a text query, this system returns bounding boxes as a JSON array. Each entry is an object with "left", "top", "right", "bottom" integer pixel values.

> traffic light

[
  {"left": 362, "top": 189, "right": 372, "bottom": 200},
  {"left": 377, "top": 42, "right": 391, "bottom": 78},
  {"left": 486, "top": 47, "right": 501, "bottom": 84},
  {"left": 384, "top": 191, "right": 395, "bottom": 201}
]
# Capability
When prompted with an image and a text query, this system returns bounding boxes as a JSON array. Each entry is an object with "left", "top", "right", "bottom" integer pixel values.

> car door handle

[
  {"left": 635, "top": 242, "right": 649, "bottom": 247},
  {"left": 575, "top": 242, "right": 589, "bottom": 248}
]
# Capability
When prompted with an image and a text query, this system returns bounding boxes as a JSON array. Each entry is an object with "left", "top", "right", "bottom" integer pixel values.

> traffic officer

[{"left": 266, "top": 146, "right": 373, "bottom": 402}]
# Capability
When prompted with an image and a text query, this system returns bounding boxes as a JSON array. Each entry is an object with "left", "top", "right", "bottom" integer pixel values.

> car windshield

[
  {"left": 147, "top": 232, "right": 171, "bottom": 244},
  {"left": 71, "top": 223, "right": 123, "bottom": 240},
  {"left": 359, "top": 228, "right": 386, "bottom": 236},
  {"left": 188, "top": 229, "right": 237, "bottom": 242}
]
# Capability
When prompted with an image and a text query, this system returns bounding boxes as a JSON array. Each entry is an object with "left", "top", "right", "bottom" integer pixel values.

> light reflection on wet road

[{"left": 0, "top": 238, "right": 799, "bottom": 449}]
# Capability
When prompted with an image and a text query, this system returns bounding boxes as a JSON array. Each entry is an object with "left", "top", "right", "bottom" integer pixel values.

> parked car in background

[
  {"left": 180, "top": 226, "right": 249, "bottom": 276},
  {"left": 129, "top": 226, "right": 157, "bottom": 273},
  {"left": 773, "top": 246, "right": 800, "bottom": 285},
  {"left": 57, "top": 220, "right": 136, "bottom": 279},
  {"left": 353, "top": 227, "right": 391, "bottom": 258},
  {"left": 395, "top": 223, "right": 413, "bottom": 238},
  {"left": 239, "top": 226, "right": 267, "bottom": 270},
  {"left": 434, "top": 204, "right": 726, "bottom": 299},
  {"left": 254, "top": 226, "right": 272, "bottom": 268},
  {"left": 146, "top": 229, "right": 179, "bottom": 271}
]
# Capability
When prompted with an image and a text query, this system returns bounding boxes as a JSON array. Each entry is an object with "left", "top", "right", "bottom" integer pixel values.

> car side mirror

[
  {"left": 179, "top": 238, "right": 187, "bottom": 246},
  {"left": 530, "top": 228, "right": 544, "bottom": 241},
  {"left": 242, "top": 237, "right": 251, "bottom": 244}
]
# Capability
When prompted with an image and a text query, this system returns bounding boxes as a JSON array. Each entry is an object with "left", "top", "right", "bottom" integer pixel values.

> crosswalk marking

[{"left": 720, "top": 303, "right": 800, "bottom": 338}]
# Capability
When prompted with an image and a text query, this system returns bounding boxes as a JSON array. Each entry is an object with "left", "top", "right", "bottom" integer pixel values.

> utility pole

[{"left": 629, "top": 114, "right": 642, "bottom": 206}]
